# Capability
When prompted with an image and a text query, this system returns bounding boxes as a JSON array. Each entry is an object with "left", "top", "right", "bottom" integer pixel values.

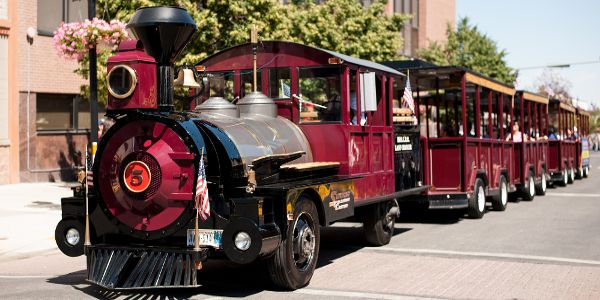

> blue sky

[{"left": 456, "top": 0, "right": 600, "bottom": 105}]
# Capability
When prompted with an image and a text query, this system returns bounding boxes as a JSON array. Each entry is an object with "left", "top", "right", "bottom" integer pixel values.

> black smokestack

[{"left": 128, "top": 7, "right": 197, "bottom": 111}]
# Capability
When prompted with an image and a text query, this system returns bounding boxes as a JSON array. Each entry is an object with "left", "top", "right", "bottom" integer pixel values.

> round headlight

[
  {"left": 234, "top": 231, "right": 251, "bottom": 251},
  {"left": 65, "top": 228, "right": 80, "bottom": 246},
  {"left": 107, "top": 64, "right": 137, "bottom": 99}
]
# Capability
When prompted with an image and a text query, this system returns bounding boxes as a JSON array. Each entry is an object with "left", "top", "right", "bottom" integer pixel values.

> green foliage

[
  {"left": 417, "top": 17, "right": 516, "bottom": 85},
  {"left": 78, "top": 0, "right": 408, "bottom": 105}
]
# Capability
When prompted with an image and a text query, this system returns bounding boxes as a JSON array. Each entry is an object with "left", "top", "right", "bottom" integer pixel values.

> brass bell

[{"left": 174, "top": 68, "right": 201, "bottom": 88}]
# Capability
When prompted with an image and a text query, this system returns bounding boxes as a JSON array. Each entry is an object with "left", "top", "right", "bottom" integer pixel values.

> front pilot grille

[{"left": 87, "top": 246, "right": 206, "bottom": 289}]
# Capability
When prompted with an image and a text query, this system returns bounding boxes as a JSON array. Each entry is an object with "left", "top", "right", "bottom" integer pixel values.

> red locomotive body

[{"left": 55, "top": 7, "right": 424, "bottom": 291}]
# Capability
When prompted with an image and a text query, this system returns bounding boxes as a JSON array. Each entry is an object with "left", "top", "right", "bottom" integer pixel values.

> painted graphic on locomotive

[{"left": 54, "top": 6, "right": 424, "bottom": 290}]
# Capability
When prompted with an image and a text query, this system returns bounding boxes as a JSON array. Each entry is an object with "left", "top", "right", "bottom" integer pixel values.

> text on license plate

[{"left": 186, "top": 229, "right": 223, "bottom": 249}]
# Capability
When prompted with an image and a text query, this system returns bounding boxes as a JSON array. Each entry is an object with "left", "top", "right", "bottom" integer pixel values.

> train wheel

[
  {"left": 467, "top": 178, "right": 485, "bottom": 219},
  {"left": 491, "top": 176, "right": 508, "bottom": 211},
  {"left": 583, "top": 166, "right": 589, "bottom": 178},
  {"left": 267, "top": 197, "right": 320, "bottom": 290},
  {"left": 558, "top": 170, "right": 568, "bottom": 187},
  {"left": 568, "top": 168, "right": 575, "bottom": 184},
  {"left": 522, "top": 171, "right": 535, "bottom": 201},
  {"left": 535, "top": 169, "right": 547, "bottom": 196},
  {"left": 55, "top": 218, "right": 85, "bottom": 257},
  {"left": 364, "top": 200, "right": 397, "bottom": 246}
]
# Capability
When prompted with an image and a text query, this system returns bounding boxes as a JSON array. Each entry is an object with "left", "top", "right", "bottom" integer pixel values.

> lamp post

[{"left": 88, "top": 0, "right": 98, "bottom": 144}]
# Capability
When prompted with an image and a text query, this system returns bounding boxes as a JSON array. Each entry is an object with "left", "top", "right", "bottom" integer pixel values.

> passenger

[
  {"left": 548, "top": 128, "right": 558, "bottom": 140},
  {"left": 350, "top": 92, "right": 367, "bottom": 125},
  {"left": 505, "top": 122, "right": 524, "bottom": 142},
  {"left": 591, "top": 130, "right": 600, "bottom": 151}
]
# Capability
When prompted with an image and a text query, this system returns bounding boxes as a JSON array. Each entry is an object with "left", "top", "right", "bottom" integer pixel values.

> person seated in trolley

[{"left": 505, "top": 122, "right": 527, "bottom": 142}]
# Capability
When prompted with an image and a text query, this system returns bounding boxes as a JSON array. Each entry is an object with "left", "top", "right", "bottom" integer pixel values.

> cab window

[{"left": 298, "top": 66, "right": 341, "bottom": 123}]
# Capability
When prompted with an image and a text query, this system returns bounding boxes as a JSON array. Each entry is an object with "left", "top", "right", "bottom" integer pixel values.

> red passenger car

[
  {"left": 547, "top": 99, "right": 578, "bottom": 186},
  {"left": 382, "top": 63, "right": 516, "bottom": 218},
  {"left": 512, "top": 91, "right": 549, "bottom": 199},
  {"left": 576, "top": 107, "right": 591, "bottom": 178}
]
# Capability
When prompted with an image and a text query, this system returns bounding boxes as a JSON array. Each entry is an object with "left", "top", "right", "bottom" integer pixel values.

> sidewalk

[{"left": 0, "top": 183, "right": 74, "bottom": 260}]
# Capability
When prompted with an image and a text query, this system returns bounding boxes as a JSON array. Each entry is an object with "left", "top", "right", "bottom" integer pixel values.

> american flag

[
  {"left": 86, "top": 152, "right": 94, "bottom": 187},
  {"left": 195, "top": 152, "right": 210, "bottom": 220},
  {"left": 403, "top": 75, "right": 415, "bottom": 114}
]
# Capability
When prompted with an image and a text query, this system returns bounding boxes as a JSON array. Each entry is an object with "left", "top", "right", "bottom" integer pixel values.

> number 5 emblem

[{"left": 123, "top": 161, "right": 152, "bottom": 193}]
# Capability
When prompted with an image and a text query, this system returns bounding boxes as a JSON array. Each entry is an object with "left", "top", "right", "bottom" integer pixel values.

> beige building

[{"left": 382, "top": 0, "right": 456, "bottom": 57}]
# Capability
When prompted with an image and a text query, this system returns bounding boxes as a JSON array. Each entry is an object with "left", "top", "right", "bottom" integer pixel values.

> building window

[
  {"left": 0, "top": 0, "right": 7, "bottom": 20},
  {"left": 37, "top": 0, "right": 88, "bottom": 36},
  {"left": 36, "top": 93, "right": 103, "bottom": 131}
]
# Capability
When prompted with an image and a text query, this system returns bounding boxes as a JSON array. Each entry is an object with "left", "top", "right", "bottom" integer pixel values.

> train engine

[{"left": 55, "top": 6, "right": 357, "bottom": 290}]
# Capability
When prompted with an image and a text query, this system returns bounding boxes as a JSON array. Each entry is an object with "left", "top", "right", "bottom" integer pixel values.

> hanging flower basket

[{"left": 53, "top": 18, "right": 129, "bottom": 60}]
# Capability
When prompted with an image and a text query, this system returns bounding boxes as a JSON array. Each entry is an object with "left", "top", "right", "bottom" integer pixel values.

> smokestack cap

[{"left": 128, "top": 6, "right": 197, "bottom": 65}]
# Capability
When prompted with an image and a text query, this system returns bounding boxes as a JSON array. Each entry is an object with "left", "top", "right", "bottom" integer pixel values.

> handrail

[{"left": 292, "top": 93, "right": 327, "bottom": 109}]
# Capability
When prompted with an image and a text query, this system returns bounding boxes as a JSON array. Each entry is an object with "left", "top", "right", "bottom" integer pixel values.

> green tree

[
  {"left": 417, "top": 17, "right": 516, "bottom": 85},
  {"left": 78, "top": 0, "right": 408, "bottom": 105}
]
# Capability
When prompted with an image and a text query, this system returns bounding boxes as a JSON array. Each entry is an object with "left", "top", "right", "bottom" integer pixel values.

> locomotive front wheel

[
  {"left": 522, "top": 171, "right": 535, "bottom": 201},
  {"left": 267, "top": 197, "right": 320, "bottom": 290},
  {"left": 55, "top": 218, "right": 85, "bottom": 257},
  {"left": 467, "top": 178, "right": 485, "bottom": 219},
  {"left": 363, "top": 200, "right": 397, "bottom": 246},
  {"left": 535, "top": 169, "right": 547, "bottom": 196},
  {"left": 491, "top": 176, "right": 508, "bottom": 211}
]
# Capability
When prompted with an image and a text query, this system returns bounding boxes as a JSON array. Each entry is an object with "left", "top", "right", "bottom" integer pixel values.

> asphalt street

[{"left": 1, "top": 153, "right": 599, "bottom": 299}]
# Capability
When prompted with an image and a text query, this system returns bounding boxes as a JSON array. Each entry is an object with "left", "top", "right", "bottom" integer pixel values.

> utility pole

[{"left": 88, "top": 0, "right": 98, "bottom": 144}]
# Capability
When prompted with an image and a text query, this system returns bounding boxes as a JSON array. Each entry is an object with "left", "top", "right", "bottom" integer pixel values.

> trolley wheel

[
  {"left": 491, "top": 176, "right": 508, "bottom": 211},
  {"left": 522, "top": 171, "right": 536, "bottom": 201},
  {"left": 568, "top": 168, "right": 575, "bottom": 184},
  {"left": 583, "top": 166, "right": 589, "bottom": 178},
  {"left": 558, "top": 169, "right": 568, "bottom": 187},
  {"left": 267, "top": 197, "right": 320, "bottom": 290},
  {"left": 535, "top": 169, "right": 547, "bottom": 196},
  {"left": 363, "top": 200, "right": 398, "bottom": 246},
  {"left": 467, "top": 178, "right": 486, "bottom": 219},
  {"left": 576, "top": 167, "right": 583, "bottom": 180},
  {"left": 55, "top": 218, "right": 85, "bottom": 257}
]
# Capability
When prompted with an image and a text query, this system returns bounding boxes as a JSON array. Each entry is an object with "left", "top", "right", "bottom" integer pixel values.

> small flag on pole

[
  {"left": 86, "top": 152, "right": 94, "bottom": 187},
  {"left": 403, "top": 75, "right": 415, "bottom": 114},
  {"left": 195, "top": 150, "right": 210, "bottom": 220},
  {"left": 402, "top": 71, "right": 417, "bottom": 125}
]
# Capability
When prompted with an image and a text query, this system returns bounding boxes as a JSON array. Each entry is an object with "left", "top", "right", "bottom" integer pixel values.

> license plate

[{"left": 187, "top": 229, "right": 223, "bottom": 249}]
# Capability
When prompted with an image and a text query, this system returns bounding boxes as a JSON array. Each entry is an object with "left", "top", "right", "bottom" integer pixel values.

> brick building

[{"left": 1, "top": 0, "right": 102, "bottom": 184}]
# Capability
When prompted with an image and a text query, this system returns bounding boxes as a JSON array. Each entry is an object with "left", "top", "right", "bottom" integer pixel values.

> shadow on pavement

[
  {"left": 45, "top": 225, "right": 397, "bottom": 298},
  {"left": 398, "top": 208, "right": 464, "bottom": 224}
]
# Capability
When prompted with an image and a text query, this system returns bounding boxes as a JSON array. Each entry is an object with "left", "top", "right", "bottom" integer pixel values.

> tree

[
  {"left": 417, "top": 17, "right": 516, "bottom": 85},
  {"left": 533, "top": 68, "right": 572, "bottom": 102},
  {"left": 76, "top": 0, "right": 408, "bottom": 105}
]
